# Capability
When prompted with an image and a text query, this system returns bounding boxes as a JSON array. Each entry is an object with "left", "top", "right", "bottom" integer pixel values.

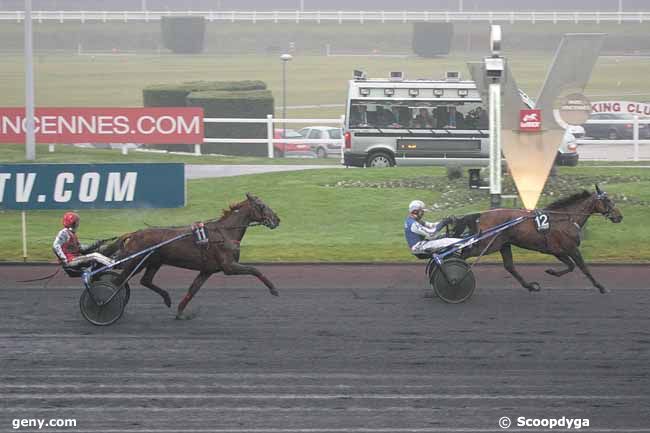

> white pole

[
  {"left": 282, "top": 60, "right": 287, "bottom": 134},
  {"left": 633, "top": 115, "right": 639, "bottom": 162},
  {"left": 280, "top": 53, "right": 293, "bottom": 138},
  {"left": 194, "top": 143, "right": 201, "bottom": 155},
  {"left": 489, "top": 82, "right": 501, "bottom": 204},
  {"left": 339, "top": 114, "right": 345, "bottom": 164},
  {"left": 21, "top": 211, "right": 28, "bottom": 262},
  {"left": 267, "top": 114, "right": 274, "bottom": 158},
  {"left": 24, "top": 0, "right": 36, "bottom": 161}
]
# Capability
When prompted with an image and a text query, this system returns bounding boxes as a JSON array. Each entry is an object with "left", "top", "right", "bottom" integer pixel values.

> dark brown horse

[
  {"left": 105, "top": 193, "right": 280, "bottom": 319},
  {"left": 451, "top": 185, "right": 623, "bottom": 293}
]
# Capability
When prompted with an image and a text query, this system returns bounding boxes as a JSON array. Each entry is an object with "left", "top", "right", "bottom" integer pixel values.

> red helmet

[{"left": 62, "top": 212, "right": 80, "bottom": 229}]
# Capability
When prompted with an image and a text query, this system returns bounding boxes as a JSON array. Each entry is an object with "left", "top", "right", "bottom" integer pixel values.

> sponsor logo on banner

[
  {"left": 591, "top": 101, "right": 650, "bottom": 117},
  {"left": 0, "top": 163, "right": 185, "bottom": 210},
  {"left": 519, "top": 109, "right": 541, "bottom": 132},
  {"left": 0, "top": 107, "right": 204, "bottom": 144}
]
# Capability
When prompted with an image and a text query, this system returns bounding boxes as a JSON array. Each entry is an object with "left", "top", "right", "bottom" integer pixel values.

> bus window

[{"left": 350, "top": 100, "right": 486, "bottom": 130}]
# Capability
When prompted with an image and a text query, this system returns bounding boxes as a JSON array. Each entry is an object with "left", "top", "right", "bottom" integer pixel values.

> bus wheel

[{"left": 367, "top": 152, "right": 394, "bottom": 168}]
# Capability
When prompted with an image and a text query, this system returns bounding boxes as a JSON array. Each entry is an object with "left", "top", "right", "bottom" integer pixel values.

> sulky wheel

[
  {"left": 79, "top": 272, "right": 128, "bottom": 326},
  {"left": 93, "top": 271, "right": 130, "bottom": 307},
  {"left": 431, "top": 257, "right": 476, "bottom": 304}
]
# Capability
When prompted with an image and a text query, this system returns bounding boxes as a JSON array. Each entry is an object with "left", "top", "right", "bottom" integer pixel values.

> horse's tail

[{"left": 451, "top": 213, "right": 481, "bottom": 237}]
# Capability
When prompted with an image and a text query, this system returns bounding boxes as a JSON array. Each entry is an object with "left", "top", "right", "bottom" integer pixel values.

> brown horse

[
  {"left": 105, "top": 193, "right": 280, "bottom": 319},
  {"left": 451, "top": 185, "right": 623, "bottom": 293}
]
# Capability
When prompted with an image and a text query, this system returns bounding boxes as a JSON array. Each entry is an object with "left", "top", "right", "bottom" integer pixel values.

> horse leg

[
  {"left": 140, "top": 262, "right": 172, "bottom": 308},
  {"left": 222, "top": 262, "right": 279, "bottom": 296},
  {"left": 176, "top": 271, "right": 213, "bottom": 318},
  {"left": 568, "top": 248, "right": 608, "bottom": 293},
  {"left": 500, "top": 244, "right": 541, "bottom": 292},
  {"left": 545, "top": 255, "right": 576, "bottom": 277}
]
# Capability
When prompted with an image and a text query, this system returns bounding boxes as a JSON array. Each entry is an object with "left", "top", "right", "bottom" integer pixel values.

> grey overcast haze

[{"left": 1, "top": 0, "right": 649, "bottom": 11}]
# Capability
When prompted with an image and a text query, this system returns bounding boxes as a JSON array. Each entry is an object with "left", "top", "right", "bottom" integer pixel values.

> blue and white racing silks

[{"left": 404, "top": 216, "right": 445, "bottom": 249}]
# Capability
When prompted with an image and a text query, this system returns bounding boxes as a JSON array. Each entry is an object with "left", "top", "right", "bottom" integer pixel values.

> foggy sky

[{"left": 1, "top": 0, "right": 648, "bottom": 12}]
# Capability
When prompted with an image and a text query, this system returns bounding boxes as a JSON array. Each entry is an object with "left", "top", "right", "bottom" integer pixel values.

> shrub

[
  {"left": 412, "top": 22, "right": 453, "bottom": 57},
  {"left": 446, "top": 165, "right": 463, "bottom": 180},
  {"left": 142, "top": 81, "right": 270, "bottom": 153},
  {"left": 186, "top": 90, "right": 274, "bottom": 156},
  {"left": 161, "top": 16, "right": 206, "bottom": 54}
]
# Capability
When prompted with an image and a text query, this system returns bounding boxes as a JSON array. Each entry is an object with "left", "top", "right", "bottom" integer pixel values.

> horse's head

[
  {"left": 245, "top": 193, "right": 280, "bottom": 229},
  {"left": 593, "top": 184, "right": 623, "bottom": 223}
]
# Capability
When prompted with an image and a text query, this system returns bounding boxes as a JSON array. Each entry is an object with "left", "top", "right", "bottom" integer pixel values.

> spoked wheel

[
  {"left": 79, "top": 272, "right": 129, "bottom": 326},
  {"left": 430, "top": 258, "right": 476, "bottom": 304},
  {"left": 92, "top": 271, "right": 131, "bottom": 307}
]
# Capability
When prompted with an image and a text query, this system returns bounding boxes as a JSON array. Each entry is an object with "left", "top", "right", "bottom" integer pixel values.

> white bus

[{"left": 342, "top": 71, "right": 578, "bottom": 167}]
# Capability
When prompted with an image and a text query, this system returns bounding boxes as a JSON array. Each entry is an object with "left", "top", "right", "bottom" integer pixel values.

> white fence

[
  {"left": 200, "top": 115, "right": 345, "bottom": 159},
  {"left": 2, "top": 10, "right": 649, "bottom": 24},
  {"left": 576, "top": 117, "right": 650, "bottom": 162}
]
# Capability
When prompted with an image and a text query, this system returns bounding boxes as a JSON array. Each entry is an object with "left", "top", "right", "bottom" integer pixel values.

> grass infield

[
  {"left": 0, "top": 52, "right": 648, "bottom": 262},
  {"left": 0, "top": 165, "right": 647, "bottom": 263}
]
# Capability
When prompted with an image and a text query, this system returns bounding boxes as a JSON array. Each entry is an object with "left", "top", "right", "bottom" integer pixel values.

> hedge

[
  {"left": 186, "top": 90, "right": 274, "bottom": 157},
  {"left": 412, "top": 22, "right": 454, "bottom": 57},
  {"left": 161, "top": 16, "right": 206, "bottom": 54},
  {"left": 143, "top": 80, "right": 267, "bottom": 107},
  {"left": 142, "top": 81, "right": 270, "bottom": 153}
]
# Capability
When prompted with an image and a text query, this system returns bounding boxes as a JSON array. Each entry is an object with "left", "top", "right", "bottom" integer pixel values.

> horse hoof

[
  {"left": 163, "top": 294, "right": 172, "bottom": 308},
  {"left": 270, "top": 290, "right": 279, "bottom": 296},
  {"left": 598, "top": 286, "right": 609, "bottom": 294},
  {"left": 528, "top": 282, "right": 541, "bottom": 292},
  {"left": 175, "top": 310, "right": 198, "bottom": 320}
]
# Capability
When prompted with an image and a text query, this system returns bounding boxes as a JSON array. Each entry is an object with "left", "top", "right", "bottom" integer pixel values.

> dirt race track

[{"left": 1, "top": 263, "right": 649, "bottom": 433}]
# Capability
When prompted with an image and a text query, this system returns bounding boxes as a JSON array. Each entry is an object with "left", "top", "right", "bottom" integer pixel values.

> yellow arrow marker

[{"left": 501, "top": 129, "right": 564, "bottom": 210}]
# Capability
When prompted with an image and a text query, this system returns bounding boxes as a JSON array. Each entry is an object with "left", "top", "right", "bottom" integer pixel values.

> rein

[{"left": 16, "top": 267, "right": 61, "bottom": 284}]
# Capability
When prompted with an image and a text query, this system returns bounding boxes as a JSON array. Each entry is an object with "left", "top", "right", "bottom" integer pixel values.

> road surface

[{"left": 1, "top": 264, "right": 649, "bottom": 432}]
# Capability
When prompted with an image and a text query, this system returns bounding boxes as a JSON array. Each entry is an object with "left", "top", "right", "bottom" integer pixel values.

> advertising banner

[
  {"left": 0, "top": 163, "right": 185, "bottom": 210},
  {"left": 0, "top": 107, "right": 204, "bottom": 144},
  {"left": 591, "top": 101, "right": 650, "bottom": 117}
]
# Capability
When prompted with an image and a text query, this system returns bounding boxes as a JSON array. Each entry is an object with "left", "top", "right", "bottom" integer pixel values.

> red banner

[
  {"left": 0, "top": 107, "right": 204, "bottom": 144},
  {"left": 519, "top": 109, "right": 541, "bottom": 132}
]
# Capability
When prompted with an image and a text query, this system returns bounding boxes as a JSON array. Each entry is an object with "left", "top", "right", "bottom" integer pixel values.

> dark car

[{"left": 583, "top": 113, "right": 650, "bottom": 140}]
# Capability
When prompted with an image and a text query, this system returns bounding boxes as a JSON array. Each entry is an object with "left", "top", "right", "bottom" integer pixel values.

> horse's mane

[
  {"left": 219, "top": 200, "right": 248, "bottom": 220},
  {"left": 545, "top": 190, "right": 591, "bottom": 210}
]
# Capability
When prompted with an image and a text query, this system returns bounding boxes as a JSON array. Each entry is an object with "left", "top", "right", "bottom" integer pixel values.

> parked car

[
  {"left": 583, "top": 113, "right": 650, "bottom": 140},
  {"left": 298, "top": 126, "right": 343, "bottom": 158},
  {"left": 273, "top": 128, "right": 314, "bottom": 158},
  {"left": 555, "top": 128, "right": 579, "bottom": 166}
]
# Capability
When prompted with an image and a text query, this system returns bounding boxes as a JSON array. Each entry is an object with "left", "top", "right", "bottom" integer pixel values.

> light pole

[
  {"left": 24, "top": 0, "right": 35, "bottom": 161},
  {"left": 280, "top": 53, "right": 292, "bottom": 137},
  {"left": 485, "top": 25, "right": 503, "bottom": 209}
]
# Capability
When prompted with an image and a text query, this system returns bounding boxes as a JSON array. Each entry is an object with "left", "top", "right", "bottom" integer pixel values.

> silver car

[{"left": 298, "top": 126, "right": 343, "bottom": 158}]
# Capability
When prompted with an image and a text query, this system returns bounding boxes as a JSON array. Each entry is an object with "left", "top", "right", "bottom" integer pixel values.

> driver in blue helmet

[{"left": 404, "top": 200, "right": 462, "bottom": 256}]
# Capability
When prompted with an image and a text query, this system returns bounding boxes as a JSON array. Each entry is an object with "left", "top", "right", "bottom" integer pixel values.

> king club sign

[{"left": 519, "top": 109, "right": 542, "bottom": 132}]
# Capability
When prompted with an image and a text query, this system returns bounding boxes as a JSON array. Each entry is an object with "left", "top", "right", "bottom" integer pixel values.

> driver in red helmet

[{"left": 52, "top": 212, "right": 113, "bottom": 269}]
